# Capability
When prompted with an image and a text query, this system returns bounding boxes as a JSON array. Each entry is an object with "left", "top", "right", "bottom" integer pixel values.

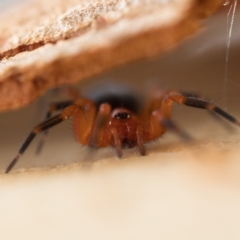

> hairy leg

[
  {"left": 36, "top": 100, "right": 73, "bottom": 154},
  {"left": 89, "top": 103, "right": 111, "bottom": 148},
  {"left": 162, "top": 91, "right": 240, "bottom": 126},
  {"left": 73, "top": 98, "right": 96, "bottom": 145},
  {"left": 6, "top": 105, "right": 80, "bottom": 173},
  {"left": 143, "top": 88, "right": 191, "bottom": 141},
  {"left": 110, "top": 128, "right": 123, "bottom": 157}
]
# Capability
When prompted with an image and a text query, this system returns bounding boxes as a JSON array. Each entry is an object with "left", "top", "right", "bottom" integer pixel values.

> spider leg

[
  {"left": 89, "top": 103, "right": 111, "bottom": 148},
  {"left": 36, "top": 100, "right": 73, "bottom": 155},
  {"left": 6, "top": 105, "right": 79, "bottom": 173},
  {"left": 163, "top": 91, "right": 240, "bottom": 127},
  {"left": 150, "top": 110, "right": 192, "bottom": 141},
  {"left": 136, "top": 125, "right": 146, "bottom": 155},
  {"left": 141, "top": 88, "right": 192, "bottom": 142},
  {"left": 73, "top": 98, "right": 96, "bottom": 145},
  {"left": 110, "top": 128, "right": 123, "bottom": 157},
  {"left": 36, "top": 86, "right": 80, "bottom": 154}
]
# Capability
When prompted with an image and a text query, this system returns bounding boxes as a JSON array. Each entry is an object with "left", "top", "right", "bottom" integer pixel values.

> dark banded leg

[
  {"left": 6, "top": 105, "right": 78, "bottom": 173},
  {"left": 184, "top": 98, "right": 240, "bottom": 126},
  {"left": 36, "top": 100, "right": 73, "bottom": 155},
  {"left": 164, "top": 92, "right": 240, "bottom": 127},
  {"left": 152, "top": 111, "right": 192, "bottom": 141}
]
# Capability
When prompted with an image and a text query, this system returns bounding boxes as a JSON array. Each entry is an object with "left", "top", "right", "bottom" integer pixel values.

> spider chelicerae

[{"left": 6, "top": 84, "right": 240, "bottom": 173}]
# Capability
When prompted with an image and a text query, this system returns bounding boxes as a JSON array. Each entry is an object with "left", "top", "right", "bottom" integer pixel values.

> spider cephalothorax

[{"left": 6, "top": 85, "right": 240, "bottom": 173}]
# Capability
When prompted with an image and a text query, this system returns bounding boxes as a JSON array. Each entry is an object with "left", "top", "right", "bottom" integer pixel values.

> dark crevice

[
  {"left": 0, "top": 24, "right": 92, "bottom": 61},
  {"left": 0, "top": 41, "right": 51, "bottom": 60}
]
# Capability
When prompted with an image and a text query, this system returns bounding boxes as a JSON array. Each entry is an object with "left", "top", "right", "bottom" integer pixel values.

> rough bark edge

[{"left": 0, "top": 0, "right": 223, "bottom": 111}]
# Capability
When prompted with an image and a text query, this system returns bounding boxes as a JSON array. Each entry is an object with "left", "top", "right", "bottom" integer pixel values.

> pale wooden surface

[{"left": 1, "top": 140, "right": 240, "bottom": 240}]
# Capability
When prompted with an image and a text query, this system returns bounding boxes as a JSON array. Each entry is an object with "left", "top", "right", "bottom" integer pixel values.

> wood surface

[{"left": 0, "top": 0, "right": 223, "bottom": 111}]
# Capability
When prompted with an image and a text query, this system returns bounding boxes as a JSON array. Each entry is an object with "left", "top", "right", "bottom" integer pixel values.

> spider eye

[{"left": 114, "top": 112, "right": 131, "bottom": 120}]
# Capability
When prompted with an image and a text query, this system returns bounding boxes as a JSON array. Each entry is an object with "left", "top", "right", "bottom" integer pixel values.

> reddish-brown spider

[{"left": 6, "top": 86, "right": 240, "bottom": 173}]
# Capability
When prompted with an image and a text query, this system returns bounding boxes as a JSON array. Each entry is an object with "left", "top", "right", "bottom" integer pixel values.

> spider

[{"left": 5, "top": 84, "right": 240, "bottom": 173}]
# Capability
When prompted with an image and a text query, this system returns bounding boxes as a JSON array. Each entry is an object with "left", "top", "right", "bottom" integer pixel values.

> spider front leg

[
  {"left": 6, "top": 105, "right": 79, "bottom": 174},
  {"left": 89, "top": 103, "right": 126, "bottom": 157},
  {"left": 136, "top": 125, "right": 146, "bottom": 156},
  {"left": 147, "top": 109, "right": 192, "bottom": 141},
  {"left": 143, "top": 89, "right": 192, "bottom": 141},
  {"left": 36, "top": 100, "right": 73, "bottom": 154},
  {"left": 36, "top": 86, "right": 81, "bottom": 154},
  {"left": 110, "top": 128, "right": 123, "bottom": 157},
  {"left": 89, "top": 103, "right": 112, "bottom": 147}
]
